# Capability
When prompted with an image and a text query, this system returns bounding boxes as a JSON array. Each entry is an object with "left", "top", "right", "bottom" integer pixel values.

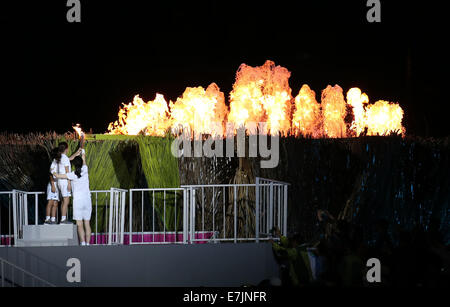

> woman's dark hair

[
  {"left": 58, "top": 142, "right": 68, "bottom": 155},
  {"left": 51, "top": 147, "right": 62, "bottom": 163},
  {"left": 72, "top": 156, "right": 83, "bottom": 178}
]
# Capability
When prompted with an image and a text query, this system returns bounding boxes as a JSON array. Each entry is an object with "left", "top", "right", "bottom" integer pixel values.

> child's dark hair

[
  {"left": 58, "top": 142, "right": 68, "bottom": 155},
  {"left": 72, "top": 156, "right": 83, "bottom": 178},
  {"left": 51, "top": 147, "right": 61, "bottom": 163}
]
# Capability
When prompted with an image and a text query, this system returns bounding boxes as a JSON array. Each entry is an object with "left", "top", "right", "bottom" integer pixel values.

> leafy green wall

[{"left": 56, "top": 135, "right": 179, "bottom": 191}]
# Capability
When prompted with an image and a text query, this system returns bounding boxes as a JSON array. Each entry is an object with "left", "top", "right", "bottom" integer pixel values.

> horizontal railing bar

[
  {"left": 181, "top": 183, "right": 286, "bottom": 188},
  {"left": 256, "top": 177, "right": 291, "bottom": 185},
  {"left": 190, "top": 237, "right": 280, "bottom": 242},
  {"left": 129, "top": 188, "right": 185, "bottom": 192},
  {"left": 11, "top": 190, "right": 27, "bottom": 194},
  {"left": 129, "top": 241, "right": 186, "bottom": 245},
  {"left": 0, "top": 192, "right": 44, "bottom": 195},
  {"left": 110, "top": 188, "right": 128, "bottom": 192},
  {"left": 1, "top": 190, "right": 112, "bottom": 194},
  {"left": 126, "top": 231, "right": 212, "bottom": 235}
]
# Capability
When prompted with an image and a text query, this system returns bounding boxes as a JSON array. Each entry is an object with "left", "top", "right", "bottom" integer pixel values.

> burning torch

[{"left": 73, "top": 124, "right": 85, "bottom": 155}]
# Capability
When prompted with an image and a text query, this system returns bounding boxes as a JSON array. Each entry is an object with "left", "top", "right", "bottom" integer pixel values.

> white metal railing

[
  {"left": 181, "top": 177, "right": 289, "bottom": 243},
  {"left": 108, "top": 188, "right": 127, "bottom": 245},
  {"left": 256, "top": 177, "right": 289, "bottom": 240},
  {"left": 90, "top": 190, "right": 112, "bottom": 245},
  {"left": 1, "top": 178, "right": 289, "bottom": 246},
  {"left": 1, "top": 190, "right": 53, "bottom": 246},
  {"left": 128, "top": 188, "right": 186, "bottom": 244},
  {"left": 0, "top": 257, "right": 55, "bottom": 287},
  {"left": 1, "top": 189, "right": 125, "bottom": 246}
]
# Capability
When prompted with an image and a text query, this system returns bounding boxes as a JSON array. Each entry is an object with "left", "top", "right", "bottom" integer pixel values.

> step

[
  {"left": 16, "top": 237, "right": 79, "bottom": 247},
  {"left": 23, "top": 224, "right": 77, "bottom": 240}
]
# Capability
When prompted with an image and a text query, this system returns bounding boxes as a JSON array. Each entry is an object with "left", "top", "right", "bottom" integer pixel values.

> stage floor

[{"left": 0, "top": 243, "right": 279, "bottom": 286}]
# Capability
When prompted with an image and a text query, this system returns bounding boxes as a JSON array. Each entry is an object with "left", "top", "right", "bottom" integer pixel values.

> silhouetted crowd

[{"left": 270, "top": 210, "right": 449, "bottom": 287}]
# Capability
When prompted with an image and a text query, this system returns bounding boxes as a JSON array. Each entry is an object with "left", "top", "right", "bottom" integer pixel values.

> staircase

[{"left": 16, "top": 224, "right": 79, "bottom": 247}]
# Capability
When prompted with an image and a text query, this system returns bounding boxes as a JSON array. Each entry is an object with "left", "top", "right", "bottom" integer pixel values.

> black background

[{"left": 0, "top": 1, "right": 448, "bottom": 136}]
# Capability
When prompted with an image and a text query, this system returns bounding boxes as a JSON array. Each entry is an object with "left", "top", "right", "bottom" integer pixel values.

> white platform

[{"left": 16, "top": 224, "right": 79, "bottom": 247}]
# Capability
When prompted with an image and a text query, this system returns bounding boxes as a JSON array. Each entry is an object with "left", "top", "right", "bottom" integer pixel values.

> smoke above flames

[{"left": 108, "top": 60, "right": 405, "bottom": 138}]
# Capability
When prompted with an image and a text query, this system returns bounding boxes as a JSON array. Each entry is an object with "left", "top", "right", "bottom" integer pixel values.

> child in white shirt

[{"left": 44, "top": 148, "right": 60, "bottom": 224}]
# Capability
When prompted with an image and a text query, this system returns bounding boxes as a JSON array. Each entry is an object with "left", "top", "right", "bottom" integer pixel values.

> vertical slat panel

[{"left": 233, "top": 185, "right": 237, "bottom": 243}]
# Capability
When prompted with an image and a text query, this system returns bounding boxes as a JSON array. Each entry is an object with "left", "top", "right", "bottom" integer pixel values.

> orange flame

[
  {"left": 346, "top": 87, "right": 369, "bottom": 136},
  {"left": 73, "top": 124, "right": 84, "bottom": 138},
  {"left": 107, "top": 60, "right": 405, "bottom": 139},
  {"left": 292, "top": 84, "right": 322, "bottom": 137},
  {"left": 169, "top": 83, "right": 227, "bottom": 138},
  {"left": 365, "top": 100, "right": 405, "bottom": 136},
  {"left": 321, "top": 85, "right": 347, "bottom": 138},
  {"left": 108, "top": 94, "right": 170, "bottom": 136},
  {"left": 228, "top": 60, "right": 292, "bottom": 135}
]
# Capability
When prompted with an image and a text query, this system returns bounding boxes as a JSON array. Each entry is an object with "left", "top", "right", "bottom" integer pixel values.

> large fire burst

[{"left": 107, "top": 60, "right": 405, "bottom": 138}]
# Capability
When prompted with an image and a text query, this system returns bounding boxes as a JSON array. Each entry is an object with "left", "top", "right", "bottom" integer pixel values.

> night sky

[{"left": 0, "top": 1, "right": 448, "bottom": 136}]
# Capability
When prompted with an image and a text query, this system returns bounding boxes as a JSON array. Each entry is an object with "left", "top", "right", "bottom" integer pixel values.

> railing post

[
  {"left": 120, "top": 191, "right": 126, "bottom": 244},
  {"left": 233, "top": 185, "right": 237, "bottom": 243},
  {"left": 278, "top": 185, "right": 281, "bottom": 229},
  {"left": 12, "top": 191, "right": 18, "bottom": 246},
  {"left": 35, "top": 194, "right": 38, "bottom": 225},
  {"left": 163, "top": 190, "right": 166, "bottom": 243},
  {"left": 108, "top": 189, "right": 114, "bottom": 245},
  {"left": 212, "top": 187, "right": 215, "bottom": 242},
  {"left": 115, "top": 191, "right": 119, "bottom": 244},
  {"left": 182, "top": 189, "right": 188, "bottom": 244},
  {"left": 255, "top": 178, "right": 260, "bottom": 243},
  {"left": 269, "top": 182, "right": 273, "bottom": 235},
  {"left": 190, "top": 188, "right": 195, "bottom": 244},
  {"left": 95, "top": 192, "right": 98, "bottom": 245},
  {"left": 23, "top": 193, "right": 28, "bottom": 226},
  {"left": 129, "top": 190, "right": 133, "bottom": 245},
  {"left": 283, "top": 184, "right": 288, "bottom": 237}
]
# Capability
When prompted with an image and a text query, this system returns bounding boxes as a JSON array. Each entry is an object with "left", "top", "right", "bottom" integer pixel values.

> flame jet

[
  {"left": 228, "top": 60, "right": 292, "bottom": 136},
  {"left": 107, "top": 60, "right": 405, "bottom": 139},
  {"left": 365, "top": 100, "right": 405, "bottom": 136},
  {"left": 108, "top": 94, "right": 171, "bottom": 136},
  {"left": 321, "top": 85, "right": 347, "bottom": 138},
  {"left": 292, "top": 84, "right": 323, "bottom": 137},
  {"left": 169, "top": 83, "right": 228, "bottom": 138},
  {"left": 346, "top": 87, "right": 369, "bottom": 137}
]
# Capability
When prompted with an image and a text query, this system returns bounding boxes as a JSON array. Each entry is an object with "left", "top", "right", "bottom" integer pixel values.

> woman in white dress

[{"left": 53, "top": 148, "right": 92, "bottom": 246}]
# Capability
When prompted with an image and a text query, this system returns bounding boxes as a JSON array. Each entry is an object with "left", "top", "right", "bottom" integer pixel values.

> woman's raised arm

[
  {"left": 69, "top": 148, "right": 82, "bottom": 160},
  {"left": 81, "top": 149, "right": 87, "bottom": 165}
]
